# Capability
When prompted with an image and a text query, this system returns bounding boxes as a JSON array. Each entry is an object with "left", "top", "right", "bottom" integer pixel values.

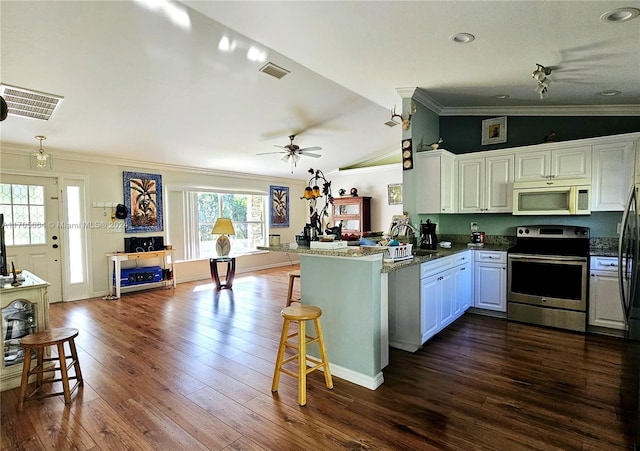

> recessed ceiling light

[
  {"left": 600, "top": 7, "right": 640, "bottom": 23},
  {"left": 600, "top": 90, "right": 621, "bottom": 96},
  {"left": 494, "top": 94, "right": 509, "bottom": 99},
  {"left": 450, "top": 33, "right": 475, "bottom": 44}
]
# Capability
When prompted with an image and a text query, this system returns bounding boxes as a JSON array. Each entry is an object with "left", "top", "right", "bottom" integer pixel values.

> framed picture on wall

[
  {"left": 123, "top": 171, "right": 163, "bottom": 233},
  {"left": 481, "top": 116, "right": 507, "bottom": 145},
  {"left": 270, "top": 185, "right": 289, "bottom": 228},
  {"left": 388, "top": 183, "right": 403, "bottom": 205}
]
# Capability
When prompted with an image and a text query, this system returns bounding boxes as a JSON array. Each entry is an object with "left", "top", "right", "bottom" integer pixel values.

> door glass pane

[{"left": 66, "top": 186, "right": 84, "bottom": 284}]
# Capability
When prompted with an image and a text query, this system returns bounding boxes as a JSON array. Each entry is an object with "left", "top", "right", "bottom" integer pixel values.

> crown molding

[
  {"left": 395, "top": 87, "right": 417, "bottom": 99},
  {"left": 411, "top": 90, "right": 640, "bottom": 116},
  {"left": 438, "top": 104, "right": 640, "bottom": 117},
  {"left": 0, "top": 144, "right": 302, "bottom": 184}
]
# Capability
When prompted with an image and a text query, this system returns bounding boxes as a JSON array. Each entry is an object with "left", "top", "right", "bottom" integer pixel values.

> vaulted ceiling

[{"left": 1, "top": 1, "right": 638, "bottom": 179}]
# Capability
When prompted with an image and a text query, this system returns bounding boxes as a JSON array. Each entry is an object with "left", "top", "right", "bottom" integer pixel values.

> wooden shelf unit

[{"left": 332, "top": 196, "right": 371, "bottom": 234}]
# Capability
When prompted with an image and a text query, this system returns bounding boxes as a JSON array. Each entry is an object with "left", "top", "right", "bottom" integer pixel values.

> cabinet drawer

[
  {"left": 474, "top": 250, "right": 506, "bottom": 264},
  {"left": 421, "top": 256, "right": 453, "bottom": 279},
  {"left": 452, "top": 250, "right": 472, "bottom": 266},
  {"left": 590, "top": 256, "right": 622, "bottom": 272},
  {"left": 129, "top": 252, "right": 162, "bottom": 260}
]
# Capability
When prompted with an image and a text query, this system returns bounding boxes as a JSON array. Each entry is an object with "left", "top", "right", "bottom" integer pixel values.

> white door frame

[{"left": 1, "top": 169, "right": 92, "bottom": 301}]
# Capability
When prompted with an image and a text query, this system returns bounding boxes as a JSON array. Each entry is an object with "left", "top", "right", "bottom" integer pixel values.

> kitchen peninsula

[
  {"left": 259, "top": 243, "right": 485, "bottom": 389},
  {"left": 259, "top": 244, "right": 388, "bottom": 389}
]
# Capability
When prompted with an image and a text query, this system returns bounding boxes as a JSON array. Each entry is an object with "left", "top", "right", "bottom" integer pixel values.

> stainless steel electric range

[{"left": 507, "top": 225, "right": 590, "bottom": 332}]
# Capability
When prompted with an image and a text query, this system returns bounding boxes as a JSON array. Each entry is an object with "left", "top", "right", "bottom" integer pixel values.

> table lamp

[{"left": 211, "top": 218, "right": 235, "bottom": 257}]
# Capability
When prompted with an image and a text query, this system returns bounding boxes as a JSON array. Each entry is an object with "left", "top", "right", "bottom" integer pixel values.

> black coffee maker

[{"left": 419, "top": 219, "right": 438, "bottom": 250}]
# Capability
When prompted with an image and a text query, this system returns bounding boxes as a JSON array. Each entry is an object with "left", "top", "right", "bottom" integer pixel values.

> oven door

[{"left": 507, "top": 253, "right": 588, "bottom": 311}]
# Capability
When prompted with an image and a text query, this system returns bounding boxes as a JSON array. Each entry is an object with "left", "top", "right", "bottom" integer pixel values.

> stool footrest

[{"left": 22, "top": 379, "right": 82, "bottom": 403}]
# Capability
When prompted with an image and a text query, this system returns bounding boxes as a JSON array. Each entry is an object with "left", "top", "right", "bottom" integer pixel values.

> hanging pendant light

[{"left": 32, "top": 135, "right": 50, "bottom": 168}]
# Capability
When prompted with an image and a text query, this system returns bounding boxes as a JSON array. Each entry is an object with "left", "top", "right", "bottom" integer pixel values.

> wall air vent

[
  {"left": 258, "top": 62, "right": 290, "bottom": 79},
  {"left": 0, "top": 84, "right": 63, "bottom": 121}
]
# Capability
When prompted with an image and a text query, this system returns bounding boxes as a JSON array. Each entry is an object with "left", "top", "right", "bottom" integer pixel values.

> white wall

[
  {"left": 0, "top": 145, "right": 306, "bottom": 298},
  {"left": 329, "top": 164, "right": 404, "bottom": 233}
]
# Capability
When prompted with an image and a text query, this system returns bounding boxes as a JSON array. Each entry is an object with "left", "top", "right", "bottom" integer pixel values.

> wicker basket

[{"left": 381, "top": 244, "right": 413, "bottom": 262}]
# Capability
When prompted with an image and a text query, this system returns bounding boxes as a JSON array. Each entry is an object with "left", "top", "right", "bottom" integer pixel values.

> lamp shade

[
  {"left": 211, "top": 218, "right": 235, "bottom": 257},
  {"left": 211, "top": 218, "right": 235, "bottom": 236}
]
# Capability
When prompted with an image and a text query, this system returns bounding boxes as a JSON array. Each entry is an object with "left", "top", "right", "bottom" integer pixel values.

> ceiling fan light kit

[{"left": 257, "top": 134, "right": 322, "bottom": 173}]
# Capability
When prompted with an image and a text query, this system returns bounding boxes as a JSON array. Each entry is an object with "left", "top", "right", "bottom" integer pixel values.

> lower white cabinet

[
  {"left": 589, "top": 256, "right": 626, "bottom": 330},
  {"left": 473, "top": 250, "right": 507, "bottom": 312},
  {"left": 389, "top": 251, "right": 472, "bottom": 352}
]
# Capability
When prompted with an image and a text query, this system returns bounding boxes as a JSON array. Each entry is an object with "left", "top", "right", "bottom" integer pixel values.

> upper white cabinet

[
  {"left": 458, "top": 153, "right": 514, "bottom": 213},
  {"left": 514, "top": 145, "right": 591, "bottom": 183},
  {"left": 591, "top": 141, "right": 635, "bottom": 211},
  {"left": 415, "top": 150, "right": 456, "bottom": 214}
]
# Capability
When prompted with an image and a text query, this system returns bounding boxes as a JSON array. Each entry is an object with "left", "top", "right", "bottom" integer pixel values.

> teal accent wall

[
  {"left": 440, "top": 116, "right": 640, "bottom": 154},
  {"left": 416, "top": 211, "right": 623, "bottom": 238},
  {"left": 406, "top": 101, "right": 636, "bottom": 239}
]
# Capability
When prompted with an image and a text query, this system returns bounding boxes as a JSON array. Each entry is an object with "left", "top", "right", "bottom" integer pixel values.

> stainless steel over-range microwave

[{"left": 512, "top": 179, "right": 591, "bottom": 215}]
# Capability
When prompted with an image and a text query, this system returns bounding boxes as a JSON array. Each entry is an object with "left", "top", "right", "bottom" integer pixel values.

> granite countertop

[
  {"left": 257, "top": 244, "right": 387, "bottom": 258},
  {"left": 590, "top": 248, "right": 618, "bottom": 257},
  {"left": 381, "top": 243, "right": 511, "bottom": 273},
  {"left": 259, "top": 242, "right": 511, "bottom": 273}
]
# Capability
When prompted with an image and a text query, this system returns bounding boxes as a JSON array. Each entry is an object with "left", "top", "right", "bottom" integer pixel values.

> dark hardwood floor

[{"left": 1, "top": 265, "right": 636, "bottom": 450}]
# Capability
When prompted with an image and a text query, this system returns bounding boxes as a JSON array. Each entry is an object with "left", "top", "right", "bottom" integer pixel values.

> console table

[
  {"left": 210, "top": 257, "right": 236, "bottom": 290},
  {"left": 106, "top": 250, "right": 175, "bottom": 299}
]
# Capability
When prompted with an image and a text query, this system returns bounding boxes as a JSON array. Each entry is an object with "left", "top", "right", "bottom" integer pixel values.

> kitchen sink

[{"left": 412, "top": 249, "right": 439, "bottom": 256}]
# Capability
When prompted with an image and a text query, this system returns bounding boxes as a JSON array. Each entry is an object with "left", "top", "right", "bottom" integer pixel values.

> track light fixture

[{"left": 532, "top": 64, "right": 551, "bottom": 99}]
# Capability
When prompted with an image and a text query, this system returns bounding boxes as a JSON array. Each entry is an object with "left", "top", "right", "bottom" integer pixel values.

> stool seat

[
  {"left": 17, "top": 327, "right": 83, "bottom": 412},
  {"left": 282, "top": 304, "right": 321, "bottom": 321},
  {"left": 272, "top": 304, "right": 332, "bottom": 406},
  {"left": 286, "top": 269, "right": 301, "bottom": 307}
]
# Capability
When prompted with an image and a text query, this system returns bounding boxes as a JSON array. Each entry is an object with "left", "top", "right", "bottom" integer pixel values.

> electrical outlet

[{"left": 617, "top": 222, "right": 622, "bottom": 234}]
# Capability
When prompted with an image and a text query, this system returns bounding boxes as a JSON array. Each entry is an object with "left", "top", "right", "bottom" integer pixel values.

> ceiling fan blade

[
  {"left": 257, "top": 151, "right": 287, "bottom": 155},
  {"left": 298, "top": 146, "right": 322, "bottom": 152},
  {"left": 302, "top": 152, "right": 322, "bottom": 158}
]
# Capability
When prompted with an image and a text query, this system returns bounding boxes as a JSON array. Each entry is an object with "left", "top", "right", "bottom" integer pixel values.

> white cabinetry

[
  {"left": 473, "top": 250, "right": 507, "bottom": 312},
  {"left": 589, "top": 257, "right": 626, "bottom": 331},
  {"left": 388, "top": 251, "right": 472, "bottom": 352},
  {"left": 591, "top": 141, "right": 635, "bottom": 211},
  {"left": 515, "top": 145, "right": 591, "bottom": 183},
  {"left": 415, "top": 150, "right": 456, "bottom": 214},
  {"left": 458, "top": 153, "right": 514, "bottom": 213}
]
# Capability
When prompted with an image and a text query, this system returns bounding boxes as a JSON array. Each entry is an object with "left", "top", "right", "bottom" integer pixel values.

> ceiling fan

[{"left": 257, "top": 135, "right": 322, "bottom": 172}]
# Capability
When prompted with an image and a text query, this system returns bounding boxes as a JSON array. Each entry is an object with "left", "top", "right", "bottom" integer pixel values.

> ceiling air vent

[
  {"left": 0, "top": 84, "right": 64, "bottom": 121},
  {"left": 259, "top": 62, "right": 290, "bottom": 79}
]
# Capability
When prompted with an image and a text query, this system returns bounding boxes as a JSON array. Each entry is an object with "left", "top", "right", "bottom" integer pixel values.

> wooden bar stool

[
  {"left": 286, "top": 269, "right": 301, "bottom": 307},
  {"left": 271, "top": 304, "right": 333, "bottom": 406},
  {"left": 17, "top": 327, "right": 83, "bottom": 412}
]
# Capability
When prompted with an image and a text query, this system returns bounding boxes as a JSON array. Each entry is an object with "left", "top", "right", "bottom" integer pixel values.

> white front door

[{"left": 1, "top": 175, "right": 63, "bottom": 302}]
